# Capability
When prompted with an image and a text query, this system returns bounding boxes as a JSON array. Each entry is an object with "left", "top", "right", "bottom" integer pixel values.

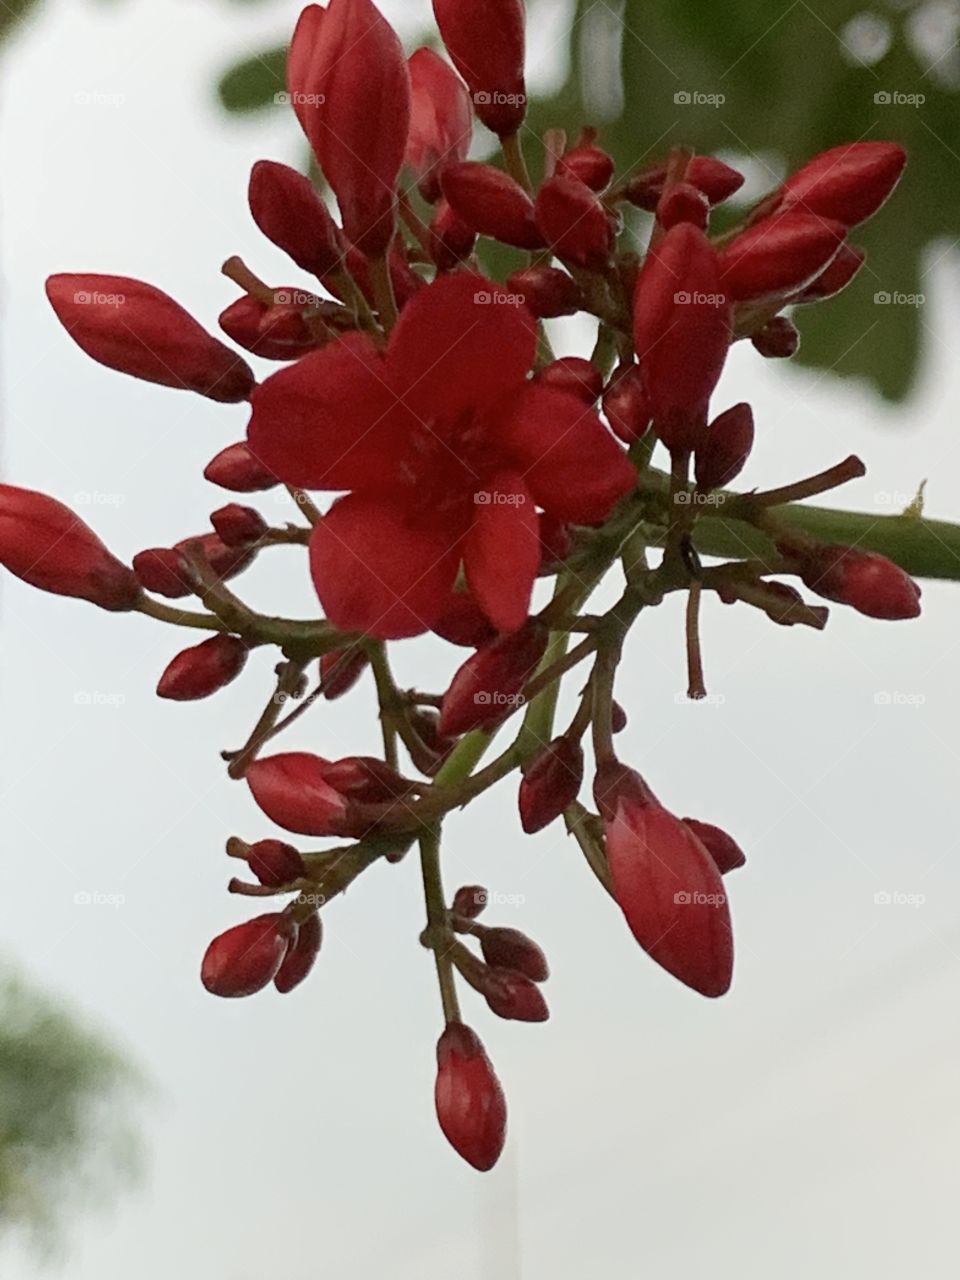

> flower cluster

[{"left": 0, "top": 0, "right": 917, "bottom": 1171}]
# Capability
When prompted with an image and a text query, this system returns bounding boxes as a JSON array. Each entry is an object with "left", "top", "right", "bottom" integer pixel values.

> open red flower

[{"left": 248, "top": 273, "right": 634, "bottom": 638}]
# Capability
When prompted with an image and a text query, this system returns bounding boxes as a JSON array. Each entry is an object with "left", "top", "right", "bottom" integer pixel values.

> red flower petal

[
  {"left": 464, "top": 471, "right": 539, "bottom": 633},
  {"left": 493, "top": 385, "right": 635, "bottom": 525},
  {"left": 309, "top": 492, "right": 466, "bottom": 638},
  {"left": 386, "top": 272, "right": 536, "bottom": 425},
  {"left": 245, "top": 752, "right": 347, "bottom": 836},
  {"left": 247, "top": 334, "right": 410, "bottom": 493}
]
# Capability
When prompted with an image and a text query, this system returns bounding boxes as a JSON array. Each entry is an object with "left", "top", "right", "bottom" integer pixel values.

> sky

[{"left": 1, "top": 1, "right": 960, "bottom": 1277}]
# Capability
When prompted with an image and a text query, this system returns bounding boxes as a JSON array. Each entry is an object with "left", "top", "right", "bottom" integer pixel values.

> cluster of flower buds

[{"left": 0, "top": 0, "right": 921, "bottom": 1171}]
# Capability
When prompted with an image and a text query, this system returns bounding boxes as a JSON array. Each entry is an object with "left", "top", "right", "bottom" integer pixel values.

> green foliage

[
  {"left": 0, "top": 965, "right": 141, "bottom": 1246},
  {"left": 216, "top": 0, "right": 957, "bottom": 400}
]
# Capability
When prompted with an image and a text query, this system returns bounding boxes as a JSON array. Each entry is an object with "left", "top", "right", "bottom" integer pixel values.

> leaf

[{"left": 218, "top": 44, "right": 287, "bottom": 114}]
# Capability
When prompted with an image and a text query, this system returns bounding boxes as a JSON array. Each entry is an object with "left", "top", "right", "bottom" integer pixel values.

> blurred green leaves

[{"left": 216, "top": 0, "right": 956, "bottom": 401}]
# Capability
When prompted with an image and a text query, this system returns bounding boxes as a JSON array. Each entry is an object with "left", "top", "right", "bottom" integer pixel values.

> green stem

[
  {"left": 419, "top": 825, "right": 460, "bottom": 1024},
  {"left": 501, "top": 132, "right": 532, "bottom": 192}
]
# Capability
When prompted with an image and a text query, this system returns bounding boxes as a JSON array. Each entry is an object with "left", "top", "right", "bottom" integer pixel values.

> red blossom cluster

[{"left": 0, "top": 0, "right": 919, "bottom": 1171}]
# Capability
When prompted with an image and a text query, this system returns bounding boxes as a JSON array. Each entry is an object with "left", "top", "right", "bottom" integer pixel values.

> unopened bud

[
  {"left": 156, "top": 634, "right": 248, "bottom": 701},
  {"left": 519, "top": 737, "right": 584, "bottom": 833}
]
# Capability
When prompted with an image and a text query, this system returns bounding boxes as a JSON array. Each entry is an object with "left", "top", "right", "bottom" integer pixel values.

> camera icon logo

[
  {"left": 874, "top": 291, "right": 891, "bottom": 304},
  {"left": 474, "top": 91, "right": 491, "bottom": 105},
  {"left": 874, "top": 91, "right": 891, "bottom": 105},
  {"left": 474, "top": 291, "right": 491, "bottom": 305},
  {"left": 674, "top": 891, "right": 692, "bottom": 905},
  {"left": 674, "top": 91, "right": 691, "bottom": 104}
]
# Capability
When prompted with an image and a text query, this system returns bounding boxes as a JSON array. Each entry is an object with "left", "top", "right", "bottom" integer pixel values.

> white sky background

[{"left": 1, "top": 0, "right": 960, "bottom": 1276}]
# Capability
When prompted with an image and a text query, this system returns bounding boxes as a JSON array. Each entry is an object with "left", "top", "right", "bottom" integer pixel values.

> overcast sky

[{"left": 1, "top": 1, "right": 960, "bottom": 1277}]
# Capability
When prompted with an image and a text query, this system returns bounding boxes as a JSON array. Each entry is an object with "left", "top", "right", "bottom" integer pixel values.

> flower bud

[
  {"left": 557, "top": 143, "right": 614, "bottom": 192},
  {"left": 46, "top": 274, "right": 255, "bottom": 403},
  {"left": 694, "top": 402, "right": 755, "bottom": 490},
  {"left": 0, "top": 485, "right": 141, "bottom": 611},
  {"left": 505, "top": 265, "right": 582, "bottom": 318},
  {"left": 791, "top": 242, "right": 865, "bottom": 304},
  {"left": 406, "top": 47, "right": 473, "bottom": 203},
  {"left": 319, "top": 647, "right": 369, "bottom": 699},
  {"left": 452, "top": 884, "right": 488, "bottom": 918},
  {"left": 218, "top": 292, "right": 329, "bottom": 362},
  {"left": 133, "top": 547, "right": 192, "bottom": 599},
  {"left": 611, "top": 700, "right": 627, "bottom": 733},
  {"left": 156, "top": 634, "right": 248, "bottom": 701},
  {"left": 245, "top": 752, "right": 349, "bottom": 836},
  {"left": 682, "top": 819, "right": 746, "bottom": 874},
  {"left": 429, "top": 199, "right": 477, "bottom": 270},
  {"left": 602, "top": 363, "right": 651, "bottom": 443},
  {"left": 537, "top": 512, "right": 572, "bottom": 574},
  {"left": 287, "top": 0, "right": 410, "bottom": 256},
  {"left": 657, "top": 181, "right": 709, "bottom": 230},
  {"left": 435, "top": 1021, "right": 507, "bottom": 1171},
  {"left": 478, "top": 927, "right": 549, "bottom": 982},
  {"left": 431, "top": 587, "right": 499, "bottom": 648},
  {"left": 204, "top": 442, "right": 279, "bottom": 493},
  {"left": 624, "top": 156, "right": 744, "bottom": 210},
  {"left": 534, "top": 356, "right": 603, "bottom": 405},
  {"left": 751, "top": 316, "right": 800, "bottom": 359},
  {"left": 718, "top": 212, "right": 846, "bottom": 302},
  {"left": 439, "top": 622, "right": 548, "bottom": 736},
  {"left": 274, "top": 912, "right": 323, "bottom": 993},
  {"left": 480, "top": 966, "right": 549, "bottom": 1022},
  {"left": 593, "top": 761, "right": 734, "bottom": 997},
  {"left": 534, "top": 175, "right": 614, "bottom": 270},
  {"left": 248, "top": 838, "right": 306, "bottom": 887},
  {"left": 201, "top": 913, "right": 291, "bottom": 997},
  {"left": 441, "top": 162, "right": 544, "bottom": 249},
  {"left": 248, "top": 160, "right": 346, "bottom": 279},
  {"left": 519, "top": 736, "right": 584, "bottom": 833},
  {"left": 433, "top": 0, "right": 526, "bottom": 136},
  {"left": 773, "top": 141, "right": 907, "bottom": 227},
  {"left": 173, "top": 533, "right": 256, "bottom": 585},
  {"left": 210, "top": 504, "right": 267, "bottom": 548},
  {"left": 633, "top": 224, "right": 731, "bottom": 450},
  {"left": 795, "top": 545, "right": 921, "bottom": 620},
  {"left": 321, "top": 755, "right": 412, "bottom": 805}
]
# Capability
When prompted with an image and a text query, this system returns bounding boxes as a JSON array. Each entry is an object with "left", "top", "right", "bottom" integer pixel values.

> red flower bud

[
  {"left": 791, "top": 242, "right": 866, "bottom": 304},
  {"left": 245, "top": 752, "right": 349, "bottom": 836},
  {"left": 321, "top": 755, "right": 412, "bottom": 805},
  {"left": 534, "top": 175, "right": 614, "bottom": 270},
  {"left": 46, "top": 274, "right": 254, "bottom": 403},
  {"left": 534, "top": 356, "right": 603, "bottom": 404},
  {"left": 173, "top": 533, "right": 256, "bottom": 585},
  {"left": 718, "top": 212, "right": 846, "bottom": 302},
  {"left": 274, "top": 912, "right": 323, "bottom": 993},
  {"left": 133, "top": 547, "right": 192, "bottom": 599},
  {"left": 319, "top": 647, "right": 369, "bottom": 699},
  {"left": 751, "top": 316, "right": 800, "bottom": 359},
  {"left": 505, "top": 265, "right": 582, "bottom": 318},
  {"left": 519, "top": 736, "right": 584, "bottom": 833},
  {"left": 624, "top": 156, "right": 744, "bottom": 210},
  {"left": 204, "top": 442, "right": 279, "bottom": 493},
  {"left": 694, "top": 402, "right": 755, "bottom": 490},
  {"left": 156, "top": 634, "right": 248, "bottom": 701},
  {"left": 248, "top": 160, "right": 346, "bottom": 280},
  {"left": 201, "top": 913, "right": 291, "bottom": 998},
  {"left": 633, "top": 224, "right": 731, "bottom": 449},
  {"left": 406, "top": 47, "right": 473, "bottom": 203},
  {"left": 796, "top": 545, "right": 921, "bottom": 620},
  {"left": 682, "top": 819, "right": 746, "bottom": 874},
  {"left": 478, "top": 926, "right": 549, "bottom": 982},
  {"left": 248, "top": 838, "right": 306, "bottom": 887},
  {"left": 439, "top": 623, "right": 548, "bottom": 736},
  {"left": 611, "top": 700, "right": 627, "bottom": 733},
  {"left": 429, "top": 199, "right": 477, "bottom": 270},
  {"left": 557, "top": 143, "right": 614, "bottom": 192},
  {"left": 210, "top": 504, "right": 267, "bottom": 548},
  {"left": 434, "top": 1021, "right": 506, "bottom": 1171},
  {"left": 480, "top": 966, "right": 549, "bottom": 1022},
  {"left": 452, "top": 884, "right": 488, "bottom": 918},
  {"left": 602, "top": 363, "right": 651, "bottom": 443},
  {"left": 218, "top": 292, "right": 329, "bottom": 362},
  {"left": 432, "top": 587, "right": 499, "bottom": 648},
  {"left": 441, "top": 162, "right": 544, "bottom": 249},
  {"left": 657, "top": 181, "right": 709, "bottom": 230},
  {"left": 432, "top": 0, "right": 526, "bottom": 137},
  {"left": 0, "top": 485, "right": 141, "bottom": 612},
  {"left": 537, "top": 512, "right": 572, "bottom": 574},
  {"left": 287, "top": 0, "right": 410, "bottom": 256},
  {"left": 594, "top": 762, "right": 734, "bottom": 997},
  {"left": 774, "top": 141, "right": 907, "bottom": 227}
]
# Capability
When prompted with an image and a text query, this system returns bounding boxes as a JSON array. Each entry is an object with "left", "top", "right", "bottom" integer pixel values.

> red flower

[
  {"left": 249, "top": 274, "right": 634, "bottom": 638},
  {"left": 287, "top": 0, "right": 410, "bottom": 256},
  {"left": 201, "top": 913, "right": 292, "bottom": 998},
  {"left": 432, "top": 0, "right": 526, "bottom": 137},
  {"left": 406, "top": 47, "right": 473, "bottom": 203},
  {"left": 434, "top": 1021, "right": 507, "bottom": 1171}
]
